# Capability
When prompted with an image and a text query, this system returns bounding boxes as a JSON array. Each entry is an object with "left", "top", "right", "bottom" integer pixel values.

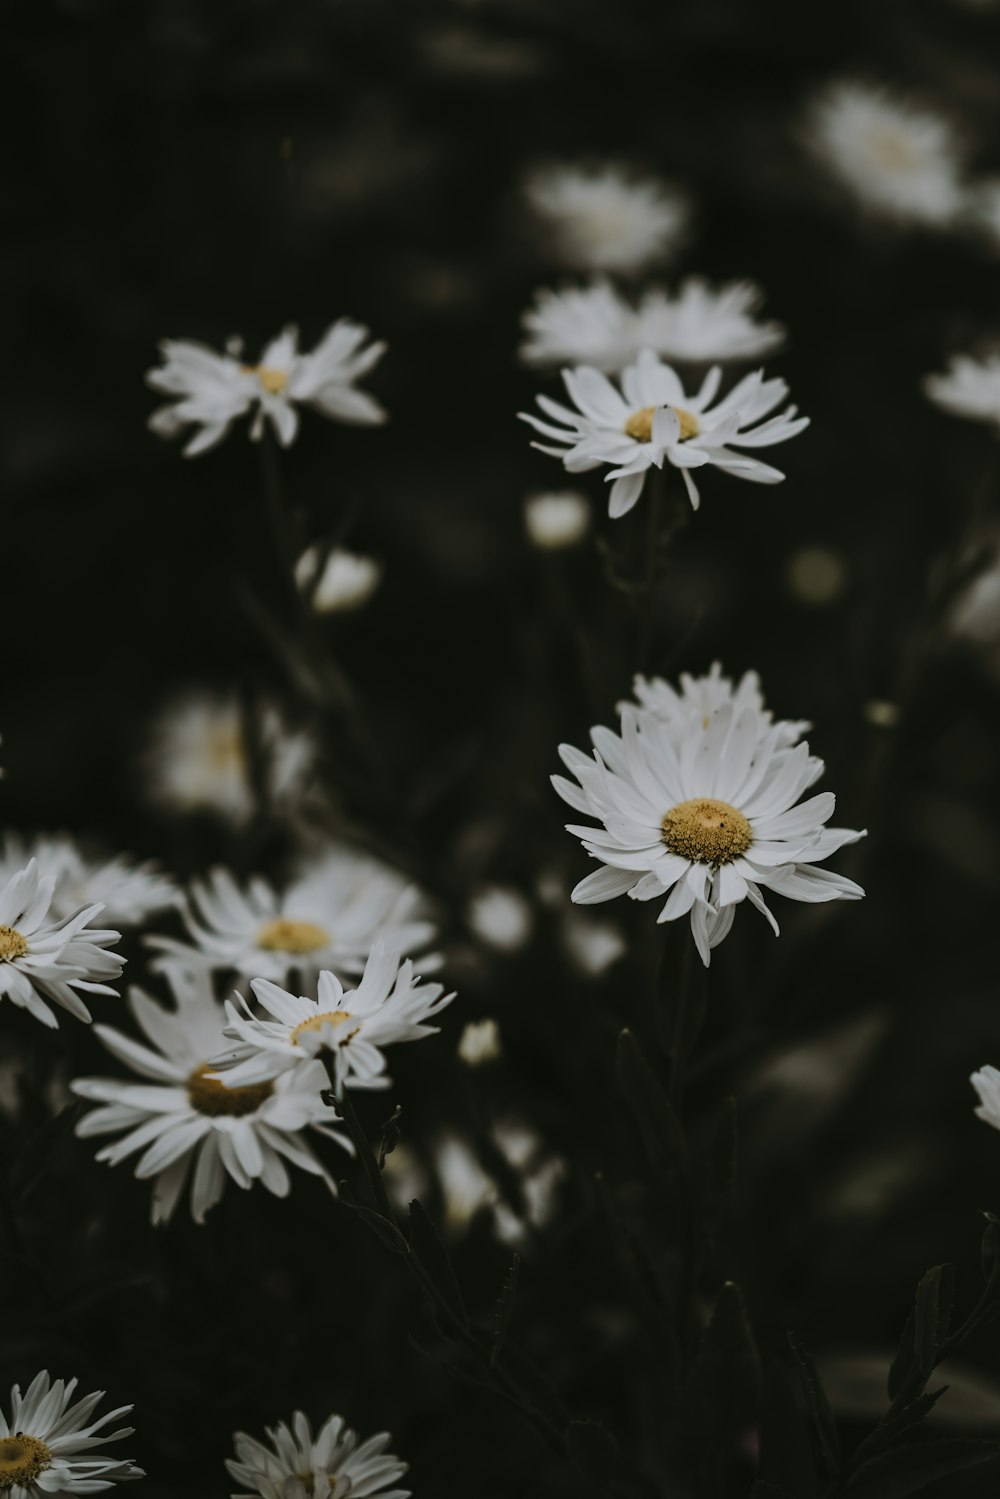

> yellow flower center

[
  {"left": 256, "top": 918, "right": 331, "bottom": 955},
  {"left": 0, "top": 926, "right": 28, "bottom": 961},
  {"left": 291, "top": 1010, "right": 354, "bottom": 1044},
  {"left": 869, "top": 129, "right": 917, "bottom": 171},
  {"left": 0, "top": 1434, "right": 52, "bottom": 1487},
  {"left": 625, "top": 405, "right": 700, "bottom": 444},
  {"left": 661, "top": 797, "right": 753, "bottom": 866},
  {"left": 242, "top": 364, "right": 290, "bottom": 395},
  {"left": 186, "top": 1063, "right": 274, "bottom": 1118}
]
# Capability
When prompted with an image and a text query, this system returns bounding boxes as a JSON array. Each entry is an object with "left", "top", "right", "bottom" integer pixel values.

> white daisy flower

[
  {"left": 520, "top": 349, "right": 809, "bottom": 516},
  {"left": 465, "top": 885, "right": 533, "bottom": 952},
  {"left": 520, "top": 278, "right": 785, "bottom": 374},
  {"left": 524, "top": 163, "right": 689, "bottom": 274},
  {"left": 0, "top": 860, "right": 124, "bottom": 1029},
  {"left": 0, "top": 834, "right": 177, "bottom": 927},
  {"left": 148, "top": 848, "right": 436, "bottom": 987},
  {"left": 146, "top": 693, "right": 315, "bottom": 825},
  {"left": 294, "top": 546, "right": 383, "bottom": 614},
  {"left": 553, "top": 697, "right": 865, "bottom": 966},
  {"left": 147, "top": 319, "right": 387, "bottom": 457},
  {"left": 215, "top": 941, "right": 454, "bottom": 1093},
  {"left": 804, "top": 80, "right": 964, "bottom": 227},
  {"left": 457, "top": 1017, "right": 501, "bottom": 1067},
  {"left": 972, "top": 1065, "right": 1000, "bottom": 1132},
  {"left": 924, "top": 353, "right": 1000, "bottom": 428},
  {"left": 0, "top": 1370, "right": 142, "bottom": 1494},
  {"left": 71, "top": 967, "right": 348, "bottom": 1225},
  {"left": 636, "top": 277, "right": 786, "bottom": 364},
  {"left": 524, "top": 489, "right": 591, "bottom": 549},
  {"left": 226, "top": 1411, "right": 409, "bottom": 1499},
  {"left": 623, "top": 661, "right": 810, "bottom": 748},
  {"left": 435, "top": 1121, "right": 564, "bottom": 1245},
  {"left": 519, "top": 281, "right": 639, "bottom": 372}
]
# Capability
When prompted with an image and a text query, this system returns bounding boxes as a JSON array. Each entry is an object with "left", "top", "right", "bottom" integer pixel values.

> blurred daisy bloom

[
  {"left": 0, "top": 1370, "right": 143, "bottom": 1494},
  {"left": 148, "top": 848, "right": 437, "bottom": 987},
  {"left": 0, "top": 833, "right": 177, "bottom": 927},
  {"left": 294, "top": 545, "right": 382, "bottom": 614},
  {"left": 924, "top": 353, "right": 1000, "bottom": 428},
  {"left": 623, "top": 662, "right": 809, "bottom": 749},
  {"left": 147, "top": 319, "right": 387, "bottom": 457},
  {"left": 71, "top": 968, "right": 348, "bottom": 1225},
  {"left": 804, "top": 81, "right": 964, "bottom": 227},
  {"left": 520, "top": 281, "right": 638, "bottom": 372},
  {"left": 0, "top": 860, "right": 124, "bottom": 1029},
  {"left": 971, "top": 1065, "right": 1000, "bottom": 1132},
  {"left": 520, "top": 349, "right": 808, "bottom": 515},
  {"left": 553, "top": 699, "right": 865, "bottom": 966},
  {"left": 636, "top": 278, "right": 786, "bottom": 364},
  {"left": 146, "top": 693, "right": 315, "bottom": 825},
  {"left": 227, "top": 1412, "right": 409, "bottom": 1499},
  {"left": 520, "top": 278, "right": 784, "bottom": 373},
  {"left": 524, "top": 163, "right": 688, "bottom": 275},
  {"left": 524, "top": 489, "right": 591, "bottom": 549},
  {"left": 215, "top": 942, "right": 454, "bottom": 1093}
]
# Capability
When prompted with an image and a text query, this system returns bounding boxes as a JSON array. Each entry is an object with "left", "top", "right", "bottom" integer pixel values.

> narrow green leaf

[{"left": 788, "top": 1332, "right": 842, "bottom": 1476}]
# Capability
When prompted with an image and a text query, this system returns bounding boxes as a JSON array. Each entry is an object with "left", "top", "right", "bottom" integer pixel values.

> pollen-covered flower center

[
  {"left": 186, "top": 1063, "right": 274, "bottom": 1117},
  {"left": 291, "top": 1010, "right": 354, "bottom": 1044},
  {"left": 625, "top": 404, "right": 700, "bottom": 444},
  {"left": 257, "top": 918, "right": 331, "bottom": 954},
  {"left": 0, "top": 925, "right": 29, "bottom": 961},
  {"left": 0, "top": 1433, "right": 52, "bottom": 1486},
  {"left": 243, "top": 364, "right": 290, "bottom": 396},
  {"left": 661, "top": 798, "right": 753, "bottom": 866}
]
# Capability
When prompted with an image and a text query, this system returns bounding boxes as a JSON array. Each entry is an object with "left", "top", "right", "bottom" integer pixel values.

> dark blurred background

[{"left": 7, "top": 0, "right": 1000, "bottom": 1494}]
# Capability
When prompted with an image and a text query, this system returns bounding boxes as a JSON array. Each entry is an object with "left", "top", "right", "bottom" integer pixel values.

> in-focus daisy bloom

[
  {"left": 524, "top": 163, "right": 689, "bottom": 275},
  {"left": 553, "top": 694, "right": 865, "bottom": 965},
  {"left": 924, "top": 354, "right": 1000, "bottom": 428},
  {"left": 72, "top": 968, "right": 348, "bottom": 1225},
  {"left": 227, "top": 1412, "right": 409, "bottom": 1499},
  {"left": 146, "top": 693, "right": 315, "bottom": 825},
  {"left": 216, "top": 941, "right": 454, "bottom": 1093},
  {"left": 147, "top": 319, "right": 387, "bottom": 456},
  {"left": 521, "top": 349, "right": 809, "bottom": 515},
  {"left": 624, "top": 661, "right": 810, "bottom": 749},
  {"left": 0, "top": 834, "right": 177, "bottom": 927},
  {"left": 805, "top": 81, "right": 964, "bottom": 227},
  {"left": 0, "top": 860, "right": 124, "bottom": 1029},
  {"left": 457, "top": 1017, "right": 501, "bottom": 1066},
  {"left": 971, "top": 1066, "right": 1000, "bottom": 1133},
  {"left": 0, "top": 1370, "right": 143, "bottom": 1493},
  {"left": 148, "top": 848, "right": 436, "bottom": 986},
  {"left": 294, "top": 546, "right": 383, "bottom": 614},
  {"left": 524, "top": 490, "right": 591, "bottom": 549}
]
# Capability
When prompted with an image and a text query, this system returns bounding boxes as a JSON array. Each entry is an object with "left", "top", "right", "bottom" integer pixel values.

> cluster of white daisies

[
  {"left": 11, "top": 76, "right": 1000, "bottom": 1492},
  {"left": 0, "top": 1371, "right": 409, "bottom": 1499}
]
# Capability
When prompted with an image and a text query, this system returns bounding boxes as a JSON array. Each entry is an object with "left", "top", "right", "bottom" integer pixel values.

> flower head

[
  {"left": 147, "top": 319, "right": 387, "bottom": 457},
  {"left": 294, "top": 546, "right": 383, "bottom": 614},
  {"left": 553, "top": 685, "right": 865, "bottom": 966},
  {"left": 148, "top": 849, "right": 437, "bottom": 988},
  {"left": 216, "top": 941, "right": 454, "bottom": 1093},
  {"left": 0, "top": 860, "right": 124, "bottom": 1028},
  {"left": 520, "top": 349, "right": 809, "bottom": 516},
  {"left": 524, "top": 163, "right": 688, "bottom": 274},
  {"left": 804, "top": 80, "right": 964, "bottom": 227},
  {"left": 524, "top": 489, "right": 591, "bottom": 549},
  {"left": 924, "top": 353, "right": 1000, "bottom": 428},
  {"left": 145, "top": 694, "right": 315, "bottom": 825},
  {"left": 0, "top": 834, "right": 177, "bottom": 927},
  {"left": 0, "top": 1370, "right": 142, "bottom": 1494},
  {"left": 519, "top": 278, "right": 785, "bottom": 372},
  {"left": 623, "top": 662, "right": 809, "bottom": 748},
  {"left": 72, "top": 967, "right": 348, "bottom": 1225},
  {"left": 226, "top": 1412, "right": 409, "bottom": 1499}
]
